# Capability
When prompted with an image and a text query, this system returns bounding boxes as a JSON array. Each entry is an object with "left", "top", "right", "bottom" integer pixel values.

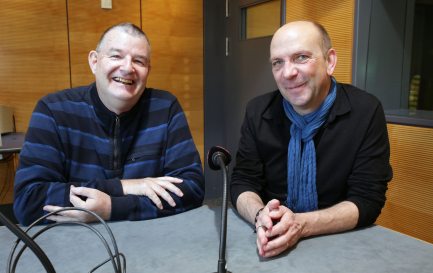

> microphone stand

[{"left": 214, "top": 156, "right": 231, "bottom": 273}]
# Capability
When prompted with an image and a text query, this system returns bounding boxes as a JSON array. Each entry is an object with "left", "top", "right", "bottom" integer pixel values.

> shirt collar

[{"left": 89, "top": 82, "right": 144, "bottom": 129}]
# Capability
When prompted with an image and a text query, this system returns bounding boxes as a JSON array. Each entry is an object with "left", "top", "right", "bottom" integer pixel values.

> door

[{"left": 204, "top": 0, "right": 283, "bottom": 198}]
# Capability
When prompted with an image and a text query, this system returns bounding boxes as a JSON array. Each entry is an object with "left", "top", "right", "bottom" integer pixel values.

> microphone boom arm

[
  {"left": 208, "top": 145, "right": 232, "bottom": 273},
  {"left": 216, "top": 157, "right": 230, "bottom": 273}
]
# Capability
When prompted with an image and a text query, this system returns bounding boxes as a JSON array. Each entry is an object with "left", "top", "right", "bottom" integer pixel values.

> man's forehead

[
  {"left": 281, "top": 21, "right": 317, "bottom": 34},
  {"left": 100, "top": 28, "right": 149, "bottom": 47},
  {"left": 270, "top": 25, "right": 321, "bottom": 56},
  {"left": 104, "top": 46, "right": 149, "bottom": 57},
  {"left": 276, "top": 24, "right": 319, "bottom": 42}
]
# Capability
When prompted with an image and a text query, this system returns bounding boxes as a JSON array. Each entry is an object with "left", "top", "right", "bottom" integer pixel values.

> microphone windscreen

[{"left": 207, "top": 146, "right": 231, "bottom": 170}]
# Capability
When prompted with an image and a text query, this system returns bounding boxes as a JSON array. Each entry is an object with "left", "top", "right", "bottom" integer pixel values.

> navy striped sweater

[{"left": 14, "top": 83, "right": 204, "bottom": 225}]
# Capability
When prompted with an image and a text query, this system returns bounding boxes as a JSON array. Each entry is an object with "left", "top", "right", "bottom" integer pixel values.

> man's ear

[
  {"left": 326, "top": 48, "right": 337, "bottom": 76},
  {"left": 88, "top": 50, "right": 98, "bottom": 74}
]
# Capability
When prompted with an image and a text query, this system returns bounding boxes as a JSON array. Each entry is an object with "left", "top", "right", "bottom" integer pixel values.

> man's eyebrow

[
  {"left": 134, "top": 55, "right": 149, "bottom": 59},
  {"left": 106, "top": 48, "right": 121, "bottom": 53},
  {"left": 104, "top": 48, "right": 149, "bottom": 59},
  {"left": 294, "top": 50, "right": 313, "bottom": 56}
]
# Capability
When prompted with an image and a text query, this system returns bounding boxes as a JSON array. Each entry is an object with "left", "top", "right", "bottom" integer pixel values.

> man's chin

[{"left": 111, "top": 85, "right": 143, "bottom": 96}]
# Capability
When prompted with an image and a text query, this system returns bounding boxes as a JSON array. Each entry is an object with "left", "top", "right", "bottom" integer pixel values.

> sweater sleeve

[{"left": 13, "top": 98, "right": 124, "bottom": 225}]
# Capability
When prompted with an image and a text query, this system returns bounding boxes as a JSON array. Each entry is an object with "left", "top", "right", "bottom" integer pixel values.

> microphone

[
  {"left": 0, "top": 212, "right": 55, "bottom": 273},
  {"left": 207, "top": 146, "right": 232, "bottom": 273},
  {"left": 207, "top": 146, "right": 231, "bottom": 170}
]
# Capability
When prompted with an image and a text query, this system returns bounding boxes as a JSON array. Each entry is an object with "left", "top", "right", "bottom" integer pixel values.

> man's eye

[
  {"left": 294, "top": 55, "right": 309, "bottom": 63},
  {"left": 272, "top": 60, "right": 283, "bottom": 67},
  {"left": 109, "top": 55, "right": 121, "bottom": 59},
  {"left": 134, "top": 59, "right": 148, "bottom": 66}
]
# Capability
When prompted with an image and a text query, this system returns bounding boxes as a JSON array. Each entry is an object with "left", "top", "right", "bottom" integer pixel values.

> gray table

[
  {"left": 0, "top": 132, "right": 25, "bottom": 154},
  {"left": 1, "top": 205, "right": 433, "bottom": 273}
]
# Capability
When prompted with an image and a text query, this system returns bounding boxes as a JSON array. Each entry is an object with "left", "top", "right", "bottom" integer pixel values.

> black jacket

[{"left": 230, "top": 83, "right": 393, "bottom": 227}]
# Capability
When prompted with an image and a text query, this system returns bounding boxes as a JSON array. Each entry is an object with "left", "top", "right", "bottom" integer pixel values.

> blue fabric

[
  {"left": 283, "top": 78, "right": 337, "bottom": 212},
  {"left": 14, "top": 83, "right": 205, "bottom": 225}
]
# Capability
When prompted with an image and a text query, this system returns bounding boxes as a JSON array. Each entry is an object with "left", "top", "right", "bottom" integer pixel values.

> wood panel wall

[
  {"left": 0, "top": 0, "right": 70, "bottom": 204},
  {"left": 0, "top": 0, "right": 70, "bottom": 133},
  {"left": 285, "top": 0, "right": 355, "bottom": 84},
  {"left": 141, "top": 0, "right": 204, "bottom": 156},
  {"left": 376, "top": 124, "right": 433, "bottom": 244},
  {"left": 0, "top": 0, "right": 203, "bottom": 205}
]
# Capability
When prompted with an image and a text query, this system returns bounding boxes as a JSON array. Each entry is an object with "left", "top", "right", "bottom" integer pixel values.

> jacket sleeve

[
  {"left": 345, "top": 102, "right": 393, "bottom": 227},
  {"left": 109, "top": 98, "right": 205, "bottom": 221},
  {"left": 230, "top": 100, "right": 266, "bottom": 209}
]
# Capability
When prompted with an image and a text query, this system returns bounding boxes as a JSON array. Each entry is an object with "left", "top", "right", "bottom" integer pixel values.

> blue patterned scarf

[{"left": 283, "top": 78, "right": 337, "bottom": 212}]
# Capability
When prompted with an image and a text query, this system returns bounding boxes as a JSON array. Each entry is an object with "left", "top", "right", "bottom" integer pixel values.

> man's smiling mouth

[
  {"left": 113, "top": 77, "right": 133, "bottom": 85},
  {"left": 287, "top": 82, "right": 307, "bottom": 89}
]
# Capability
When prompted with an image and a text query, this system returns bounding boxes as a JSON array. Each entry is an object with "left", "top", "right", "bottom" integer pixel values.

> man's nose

[
  {"left": 121, "top": 57, "right": 134, "bottom": 72},
  {"left": 282, "top": 62, "right": 298, "bottom": 78}
]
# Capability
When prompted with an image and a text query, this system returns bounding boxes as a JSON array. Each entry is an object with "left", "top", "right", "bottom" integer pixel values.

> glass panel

[
  {"left": 409, "top": 0, "right": 433, "bottom": 110},
  {"left": 244, "top": 0, "right": 280, "bottom": 39}
]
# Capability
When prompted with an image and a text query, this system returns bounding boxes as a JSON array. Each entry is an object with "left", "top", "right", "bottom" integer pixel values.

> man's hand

[
  {"left": 255, "top": 199, "right": 304, "bottom": 258},
  {"left": 43, "top": 186, "right": 111, "bottom": 222},
  {"left": 121, "top": 176, "right": 184, "bottom": 209}
]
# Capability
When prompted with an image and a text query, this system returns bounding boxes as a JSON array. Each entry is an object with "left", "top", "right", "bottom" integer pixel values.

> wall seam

[
  {"left": 66, "top": 0, "right": 72, "bottom": 88},
  {"left": 139, "top": 0, "right": 143, "bottom": 29}
]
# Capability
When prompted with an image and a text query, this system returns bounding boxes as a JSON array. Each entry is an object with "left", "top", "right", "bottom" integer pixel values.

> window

[
  {"left": 241, "top": 0, "right": 281, "bottom": 39},
  {"left": 353, "top": 0, "right": 433, "bottom": 127},
  {"left": 408, "top": 0, "right": 433, "bottom": 110}
]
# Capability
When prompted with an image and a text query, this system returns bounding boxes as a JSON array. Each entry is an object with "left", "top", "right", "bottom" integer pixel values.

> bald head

[{"left": 271, "top": 21, "right": 332, "bottom": 58}]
